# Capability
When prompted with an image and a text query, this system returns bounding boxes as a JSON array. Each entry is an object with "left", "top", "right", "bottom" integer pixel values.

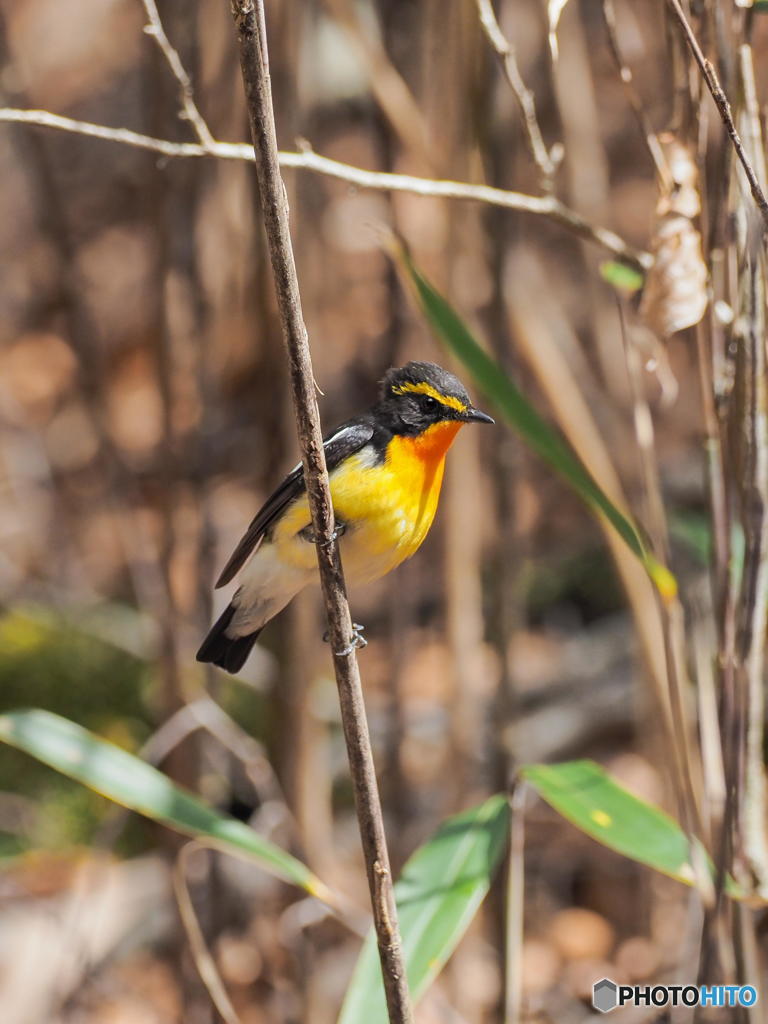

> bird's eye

[{"left": 421, "top": 395, "right": 439, "bottom": 413}]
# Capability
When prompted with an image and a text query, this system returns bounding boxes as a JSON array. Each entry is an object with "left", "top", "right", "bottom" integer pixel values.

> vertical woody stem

[{"left": 228, "top": 2, "right": 413, "bottom": 1020}]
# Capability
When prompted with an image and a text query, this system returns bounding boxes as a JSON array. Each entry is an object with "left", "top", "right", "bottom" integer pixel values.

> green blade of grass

[
  {"left": 522, "top": 761, "right": 692, "bottom": 881},
  {"left": 339, "top": 795, "right": 509, "bottom": 1024},
  {"left": 0, "top": 709, "right": 331, "bottom": 900},
  {"left": 392, "top": 242, "right": 676, "bottom": 601},
  {"left": 522, "top": 760, "right": 742, "bottom": 898}
]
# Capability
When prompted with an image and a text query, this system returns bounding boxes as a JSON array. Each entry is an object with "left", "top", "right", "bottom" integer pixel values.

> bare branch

[
  {"left": 228, "top": 2, "right": 413, "bottom": 1021},
  {"left": 0, "top": 106, "right": 213, "bottom": 156},
  {"left": 283, "top": 145, "right": 651, "bottom": 268},
  {"left": 664, "top": 0, "right": 768, "bottom": 231},
  {"left": 475, "top": 0, "right": 559, "bottom": 188},
  {"left": 140, "top": 0, "right": 215, "bottom": 148},
  {"left": 0, "top": 107, "right": 651, "bottom": 267}
]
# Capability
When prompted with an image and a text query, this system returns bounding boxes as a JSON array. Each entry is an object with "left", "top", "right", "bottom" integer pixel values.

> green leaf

[
  {"left": 339, "top": 795, "right": 509, "bottom": 1024},
  {"left": 522, "top": 761, "right": 692, "bottom": 881},
  {"left": 0, "top": 709, "right": 330, "bottom": 900},
  {"left": 392, "top": 241, "right": 676, "bottom": 602},
  {"left": 522, "top": 760, "right": 743, "bottom": 898},
  {"left": 600, "top": 260, "right": 645, "bottom": 294}
]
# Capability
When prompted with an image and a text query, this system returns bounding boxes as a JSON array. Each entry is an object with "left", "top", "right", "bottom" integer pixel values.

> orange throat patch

[
  {"left": 383, "top": 420, "right": 464, "bottom": 551},
  {"left": 397, "top": 420, "right": 463, "bottom": 466}
]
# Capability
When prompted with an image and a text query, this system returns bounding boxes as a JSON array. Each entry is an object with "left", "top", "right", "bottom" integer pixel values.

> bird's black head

[{"left": 376, "top": 361, "right": 494, "bottom": 436}]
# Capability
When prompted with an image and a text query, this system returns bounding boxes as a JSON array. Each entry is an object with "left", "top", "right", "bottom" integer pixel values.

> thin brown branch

[
  {"left": 0, "top": 107, "right": 651, "bottom": 267},
  {"left": 664, "top": 0, "right": 768, "bottom": 231},
  {"left": 228, "top": 2, "right": 413, "bottom": 1021},
  {"left": 475, "top": 0, "right": 559, "bottom": 188},
  {"left": 140, "top": 0, "right": 215, "bottom": 147}
]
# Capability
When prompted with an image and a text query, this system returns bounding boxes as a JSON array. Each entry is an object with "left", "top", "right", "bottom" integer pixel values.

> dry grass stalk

[
  {"left": 174, "top": 842, "right": 241, "bottom": 1024},
  {"left": 228, "top": 2, "right": 413, "bottom": 1019},
  {"left": 0, "top": 108, "right": 651, "bottom": 267},
  {"left": 665, "top": 0, "right": 768, "bottom": 229}
]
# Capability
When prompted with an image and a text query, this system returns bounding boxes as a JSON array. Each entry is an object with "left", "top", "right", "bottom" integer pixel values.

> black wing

[{"left": 215, "top": 419, "right": 375, "bottom": 588}]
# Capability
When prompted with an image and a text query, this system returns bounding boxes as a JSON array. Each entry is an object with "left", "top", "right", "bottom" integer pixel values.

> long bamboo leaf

[
  {"left": 392, "top": 242, "right": 676, "bottom": 601},
  {"left": 522, "top": 760, "right": 742, "bottom": 898},
  {"left": 0, "top": 709, "right": 331, "bottom": 900},
  {"left": 339, "top": 795, "right": 510, "bottom": 1024}
]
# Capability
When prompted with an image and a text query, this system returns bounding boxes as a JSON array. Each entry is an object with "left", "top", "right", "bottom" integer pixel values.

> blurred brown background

[{"left": 0, "top": 0, "right": 765, "bottom": 1021}]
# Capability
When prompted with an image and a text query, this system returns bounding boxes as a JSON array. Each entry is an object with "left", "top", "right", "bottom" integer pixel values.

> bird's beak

[{"left": 464, "top": 406, "right": 495, "bottom": 424}]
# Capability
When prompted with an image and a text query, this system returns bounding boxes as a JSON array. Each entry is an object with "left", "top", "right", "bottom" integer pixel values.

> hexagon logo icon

[{"left": 592, "top": 978, "right": 618, "bottom": 1013}]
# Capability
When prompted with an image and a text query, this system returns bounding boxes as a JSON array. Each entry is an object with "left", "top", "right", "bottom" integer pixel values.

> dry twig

[
  {"left": 0, "top": 107, "right": 650, "bottom": 267},
  {"left": 228, "top": 2, "right": 412, "bottom": 1020},
  {"left": 475, "top": 0, "right": 558, "bottom": 188},
  {"left": 664, "top": 0, "right": 768, "bottom": 231},
  {"left": 140, "top": 0, "right": 215, "bottom": 147}
]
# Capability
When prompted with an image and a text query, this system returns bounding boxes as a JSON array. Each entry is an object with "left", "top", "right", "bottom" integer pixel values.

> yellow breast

[{"left": 272, "top": 421, "right": 463, "bottom": 583}]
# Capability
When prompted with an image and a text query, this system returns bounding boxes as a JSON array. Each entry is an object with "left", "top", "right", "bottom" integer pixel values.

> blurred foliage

[
  {"left": 668, "top": 510, "right": 711, "bottom": 566},
  {"left": 522, "top": 545, "right": 623, "bottom": 625},
  {"left": 0, "top": 709, "right": 329, "bottom": 895},
  {"left": 0, "top": 607, "right": 151, "bottom": 851}
]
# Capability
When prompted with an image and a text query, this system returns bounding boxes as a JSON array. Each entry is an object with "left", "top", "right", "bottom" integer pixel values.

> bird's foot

[
  {"left": 329, "top": 521, "right": 347, "bottom": 544},
  {"left": 323, "top": 622, "right": 367, "bottom": 656},
  {"left": 299, "top": 520, "right": 347, "bottom": 545}
]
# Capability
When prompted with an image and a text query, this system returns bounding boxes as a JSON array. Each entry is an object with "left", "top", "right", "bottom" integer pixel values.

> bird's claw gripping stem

[
  {"left": 300, "top": 520, "right": 347, "bottom": 546},
  {"left": 323, "top": 622, "right": 367, "bottom": 656},
  {"left": 328, "top": 522, "right": 346, "bottom": 545}
]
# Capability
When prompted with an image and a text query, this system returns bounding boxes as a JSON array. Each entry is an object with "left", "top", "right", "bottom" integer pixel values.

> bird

[{"left": 197, "top": 361, "right": 494, "bottom": 673}]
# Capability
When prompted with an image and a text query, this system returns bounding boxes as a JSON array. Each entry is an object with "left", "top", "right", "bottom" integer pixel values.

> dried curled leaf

[{"left": 639, "top": 137, "right": 708, "bottom": 338}]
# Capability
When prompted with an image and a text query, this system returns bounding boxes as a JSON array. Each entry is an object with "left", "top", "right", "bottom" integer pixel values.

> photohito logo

[{"left": 592, "top": 978, "right": 758, "bottom": 1013}]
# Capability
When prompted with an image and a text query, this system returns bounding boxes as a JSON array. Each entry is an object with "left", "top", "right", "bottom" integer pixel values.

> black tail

[{"left": 196, "top": 604, "right": 262, "bottom": 674}]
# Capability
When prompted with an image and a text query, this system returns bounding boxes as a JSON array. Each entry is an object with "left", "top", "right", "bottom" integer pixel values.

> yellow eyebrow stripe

[{"left": 392, "top": 381, "right": 467, "bottom": 413}]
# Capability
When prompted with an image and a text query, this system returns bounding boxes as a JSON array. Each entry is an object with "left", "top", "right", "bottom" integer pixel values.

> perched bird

[{"left": 197, "top": 361, "right": 493, "bottom": 673}]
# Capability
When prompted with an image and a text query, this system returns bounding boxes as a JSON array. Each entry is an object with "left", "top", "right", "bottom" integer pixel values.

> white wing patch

[{"left": 287, "top": 425, "right": 371, "bottom": 476}]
